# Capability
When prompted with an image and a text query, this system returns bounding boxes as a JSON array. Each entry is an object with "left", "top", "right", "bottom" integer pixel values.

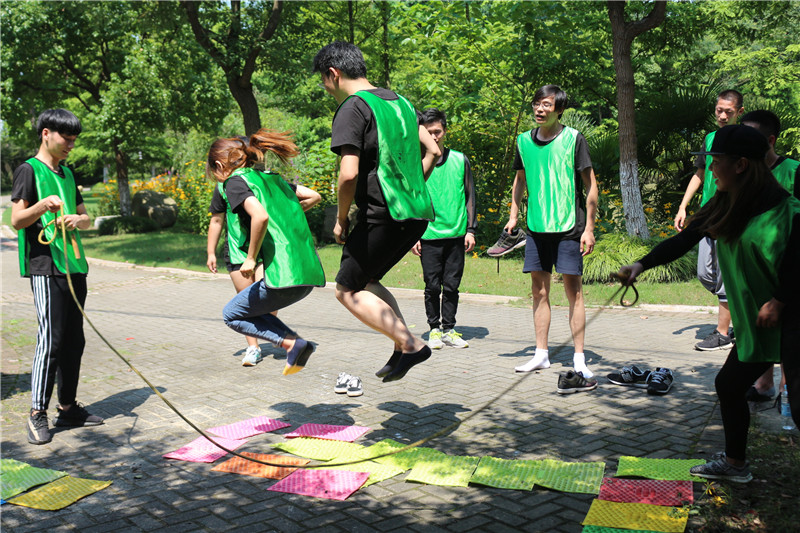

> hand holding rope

[{"left": 609, "top": 267, "right": 640, "bottom": 307}]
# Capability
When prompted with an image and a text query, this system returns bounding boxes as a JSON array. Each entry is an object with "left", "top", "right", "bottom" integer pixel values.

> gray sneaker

[
  {"left": 607, "top": 365, "right": 651, "bottom": 388},
  {"left": 334, "top": 372, "right": 351, "bottom": 394},
  {"left": 487, "top": 229, "right": 527, "bottom": 257},
  {"left": 690, "top": 454, "right": 752, "bottom": 483},
  {"left": 695, "top": 330, "right": 734, "bottom": 351},
  {"left": 442, "top": 329, "right": 468, "bottom": 348},
  {"left": 346, "top": 376, "right": 363, "bottom": 397}
]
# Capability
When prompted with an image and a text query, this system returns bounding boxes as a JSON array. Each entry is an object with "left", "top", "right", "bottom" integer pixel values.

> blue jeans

[{"left": 223, "top": 281, "right": 313, "bottom": 346}]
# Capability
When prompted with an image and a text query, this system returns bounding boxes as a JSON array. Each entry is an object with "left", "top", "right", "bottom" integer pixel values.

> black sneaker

[
  {"left": 557, "top": 371, "right": 598, "bottom": 394},
  {"left": 646, "top": 368, "right": 674, "bottom": 395},
  {"left": 27, "top": 410, "right": 52, "bottom": 445},
  {"left": 690, "top": 454, "right": 752, "bottom": 483},
  {"left": 53, "top": 403, "right": 104, "bottom": 427},
  {"left": 695, "top": 330, "right": 734, "bottom": 351},
  {"left": 745, "top": 386, "right": 775, "bottom": 403},
  {"left": 487, "top": 229, "right": 527, "bottom": 257},
  {"left": 607, "top": 365, "right": 651, "bottom": 388}
]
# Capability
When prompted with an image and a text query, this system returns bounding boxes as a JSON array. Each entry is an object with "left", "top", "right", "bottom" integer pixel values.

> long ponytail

[{"left": 207, "top": 129, "right": 299, "bottom": 179}]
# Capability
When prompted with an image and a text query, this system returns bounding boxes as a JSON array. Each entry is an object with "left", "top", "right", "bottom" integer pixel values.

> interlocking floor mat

[
  {"left": 582, "top": 499, "right": 689, "bottom": 533},
  {"left": 616, "top": 456, "right": 706, "bottom": 481},
  {"left": 598, "top": 478, "right": 694, "bottom": 506},
  {"left": 211, "top": 452, "right": 309, "bottom": 479},
  {"left": 207, "top": 416, "right": 290, "bottom": 439},
  {"left": 6, "top": 476, "right": 111, "bottom": 511},
  {"left": 267, "top": 469, "right": 370, "bottom": 500}
]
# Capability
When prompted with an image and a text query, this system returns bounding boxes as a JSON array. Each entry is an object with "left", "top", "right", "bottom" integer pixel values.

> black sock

[
  {"left": 376, "top": 350, "right": 402, "bottom": 378},
  {"left": 382, "top": 346, "right": 431, "bottom": 383}
]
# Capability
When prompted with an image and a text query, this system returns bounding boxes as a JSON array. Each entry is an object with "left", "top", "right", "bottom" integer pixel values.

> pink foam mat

[
  {"left": 598, "top": 478, "right": 694, "bottom": 506},
  {"left": 163, "top": 436, "right": 248, "bottom": 463},
  {"left": 267, "top": 469, "right": 370, "bottom": 500},
  {"left": 207, "top": 416, "right": 290, "bottom": 440}
]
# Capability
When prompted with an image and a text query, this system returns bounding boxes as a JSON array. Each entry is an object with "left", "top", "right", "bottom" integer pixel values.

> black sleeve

[
  {"left": 75, "top": 186, "right": 84, "bottom": 206},
  {"left": 638, "top": 219, "right": 704, "bottom": 271},
  {"left": 574, "top": 133, "right": 592, "bottom": 172},
  {"left": 512, "top": 145, "right": 523, "bottom": 171},
  {"left": 463, "top": 156, "right": 477, "bottom": 234},
  {"left": 222, "top": 176, "right": 255, "bottom": 214},
  {"left": 11, "top": 162, "right": 37, "bottom": 204},
  {"left": 331, "top": 98, "right": 369, "bottom": 155},
  {"left": 774, "top": 213, "right": 800, "bottom": 304},
  {"left": 208, "top": 186, "right": 227, "bottom": 214}
]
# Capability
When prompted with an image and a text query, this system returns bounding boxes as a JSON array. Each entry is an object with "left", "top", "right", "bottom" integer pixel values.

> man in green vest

[
  {"left": 313, "top": 41, "right": 441, "bottom": 383},
  {"left": 674, "top": 90, "right": 744, "bottom": 351},
  {"left": 411, "top": 108, "right": 477, "bottom": 350},
  {"left": 739, "top": 109, "right": 800, "bottom": 403},
  {"left": 504, "top": 85, "right": 599, "bottom": 385},
  {"left": 11, "top": 109, "right": 103, "bottom": 445}
]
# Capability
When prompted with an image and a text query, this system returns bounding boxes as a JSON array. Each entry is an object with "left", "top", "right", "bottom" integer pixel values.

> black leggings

[{"left": 715, "top": 308, "right": 800, "bottom": 460}]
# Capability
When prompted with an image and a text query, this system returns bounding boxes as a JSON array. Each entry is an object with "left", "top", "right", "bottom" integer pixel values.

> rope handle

[
  {"left": 38, "top": 206, "right": 81, "bottom": 259},
  {"left": 609, "top": 271, "right": 639, "bottom": 307}
]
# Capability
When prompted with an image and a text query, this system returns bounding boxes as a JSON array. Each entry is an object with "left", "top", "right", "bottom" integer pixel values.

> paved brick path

[{"left": 1, "top": 230, "right": 736, "bottom": 532}]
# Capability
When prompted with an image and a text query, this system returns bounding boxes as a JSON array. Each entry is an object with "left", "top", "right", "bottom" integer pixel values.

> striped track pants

[{"left": 29, "top": 274, "right": 87, "bottom": 411}]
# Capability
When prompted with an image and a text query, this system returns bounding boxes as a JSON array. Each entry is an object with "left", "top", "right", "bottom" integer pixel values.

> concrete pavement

[{"left": 0, "top": 227, "right": 755, "bottom": 532}]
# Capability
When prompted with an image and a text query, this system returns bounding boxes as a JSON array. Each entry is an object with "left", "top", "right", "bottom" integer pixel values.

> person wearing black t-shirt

[
  {"left": 11, "top": 109, "right": 103, "bottom": 445},
  {"left": 313, "top": 41, "right": 441, "bottom": 383}
]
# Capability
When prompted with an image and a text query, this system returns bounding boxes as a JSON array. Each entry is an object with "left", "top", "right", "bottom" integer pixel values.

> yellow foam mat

[
  {"left": 582, "top": 499, "right": 689, "bottom": 533},
  {"left": 6, "top": 476, "right": 112, "bottom": 511}
]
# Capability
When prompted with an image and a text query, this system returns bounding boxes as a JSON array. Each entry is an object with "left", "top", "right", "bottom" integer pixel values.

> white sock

[
  {"left": 515, "top": 349, "right": 550, "bottom": 372},
  {"left": 573, "top": 352, "right": 593, "bottom": 378}
]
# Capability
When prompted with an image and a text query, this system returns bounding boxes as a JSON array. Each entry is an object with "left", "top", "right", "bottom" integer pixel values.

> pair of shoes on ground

[
  {"left": 606, "top": 365, "right": 674, "bottom": 395},
  {"left": 241, "top": 345, "right": 263, "bottom": 366},
  {"left": 334, "top": 372, "right": 363, "bottom": 397},
  {"left": 557, "top": 371, "right": 598, "bottom": 394},
  {"left": 428, "top": 328, "right": 468, "bottom": 349},
  {"left": 28, "top": 404, "right": 104, "bottom": 445},
  {"left": 487, "top": 228, "right": 527, "bottom": 257},
  {"left": 695, "top": 330, "right": 734, "bottom": 351},
  {"left": 690, "top": 452, "right": 752, "bottom": 483}
]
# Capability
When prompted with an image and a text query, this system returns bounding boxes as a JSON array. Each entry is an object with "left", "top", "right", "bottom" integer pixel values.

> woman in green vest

[
  {"left": 209, "top": 130, "right": 326, "bottom": 375},
  {"left": 618, "top": 125, "right": 800, "bottom": 484}
]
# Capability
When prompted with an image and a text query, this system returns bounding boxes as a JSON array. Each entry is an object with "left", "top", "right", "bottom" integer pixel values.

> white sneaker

[
  {"left": 442, "top": 329, "right": 468, "bottom": 348},
  {"left": 428, "top": 328, "right": 444, "bottom": 349},
  {"left": 334, "top": 372, "right": 351, "bottom": 394},
  {"left": 241, "top": 345, "right": 262, "bottom": 366},
  {"left": 346, "top": 376, "right": 363, "bottom": 397}
]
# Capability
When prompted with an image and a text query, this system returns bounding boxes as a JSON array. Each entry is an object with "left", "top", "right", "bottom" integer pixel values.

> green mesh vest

[
  {"left": 517, "top": 127, "right": 578, "bottom": 233},
  {"left": 421, "top": 150, "right": 467, "bottom": 240},
  {"left": 220, "top": 168, "right": 325, "bottom": 288},
  {"left": 773, "top": 157, "right": 799, "bottom": 194},
  {"left": 18, "top": 157, "right": 88, "bottom": 276},
  {"left": 700, "top": 131, "right": 717, "bottom": 207},
  {"left": 717, "top": 195, "right": 800, "bottom": 363},
  {"left": 342, "top": 90, "right": 434, "bottom": 222}
]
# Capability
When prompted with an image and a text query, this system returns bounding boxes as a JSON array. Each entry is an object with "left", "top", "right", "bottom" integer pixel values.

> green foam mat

[
  {"left": 533, "top": 459, "right": 605, "bottom": 494},
  {"left": 272, "top": 438, "right": 365, "bottom": 461},
  {"left": 362, "top": 439, "right": 444, "bottom": 471},
  {"left": 616, "top": 456, "right": 707, "bottom": 481},
  {"left": 406, "top": 454, "right": 481, "bottom": 487},
  {"left": 470, "top": 456, "right": 542, "bottom": 490},
  {"left": 1, "top": 459, "right": 68, "bottom": 500}
]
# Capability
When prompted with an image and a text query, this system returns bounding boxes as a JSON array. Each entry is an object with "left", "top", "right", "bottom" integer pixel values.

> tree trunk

[
  {"left": 229, "top": 77, "right": 261, "bottom": 136},
  {"left": 380, "top": 2, "right": 390, "bottom": 88},
  {"left": 607, "top": 0, "right": 666, "bottom": 239},
  {"left": 347, "top": 1, "right": 355, "bottom": 43},
  {"left": 113, "top": 139, "right": 132, "bottom": 217}
]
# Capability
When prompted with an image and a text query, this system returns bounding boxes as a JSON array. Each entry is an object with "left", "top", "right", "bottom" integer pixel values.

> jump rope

[{"left": 39, "top": 205, "right": 638, "bottom": 469}]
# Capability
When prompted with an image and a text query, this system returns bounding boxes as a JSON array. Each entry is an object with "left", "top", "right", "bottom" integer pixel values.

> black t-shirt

[
  {"left": 512, "top": 128, "right": 593, "bottom": 240},
  {"left": 331, "top": 88, "right": 419, "bottom": 223},
  {"left": 208, "top": 186, "right": 227, "bottom": 214},
  {"left": 11, "top": 160, "right": 85, "bottom": 277}
]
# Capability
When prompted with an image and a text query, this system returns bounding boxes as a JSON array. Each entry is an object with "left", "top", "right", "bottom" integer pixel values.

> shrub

[
  {"left": 583, "top": 233, "right": 696, "bottom": 283},
  {"left": 98, "top": 216, "right": 159, "bottom": 236}
]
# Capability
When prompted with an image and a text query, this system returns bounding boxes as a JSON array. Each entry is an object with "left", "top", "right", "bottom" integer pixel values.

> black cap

[{"left": 691, "top": 124, "right": 769, "bottom": 160}]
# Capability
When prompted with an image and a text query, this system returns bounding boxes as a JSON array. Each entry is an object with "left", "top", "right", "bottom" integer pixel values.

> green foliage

[
  {"left": 583, "top": 233, "right": 696, "bottom": 284},
  {"left": 98, "top": 216, "right": 159, "bottom": 236}
]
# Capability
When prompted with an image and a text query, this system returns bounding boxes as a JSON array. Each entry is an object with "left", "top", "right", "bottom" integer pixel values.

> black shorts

[
  {"left": 336, "top": 219, "right": 428, "bottom": 291},
  {"left": 523, "top": 234, "right": 583, "bottom": 276}
]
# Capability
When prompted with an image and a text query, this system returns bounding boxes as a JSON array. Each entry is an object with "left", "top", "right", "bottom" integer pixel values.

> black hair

[
  {"left": 532, "top": 85, "right": 568, "bottom": 118},
  {"left": 421, "top": 108, "right": 447, "bottom": 129},
  {"left": 740, "top": 110, "right": 781, "bottom": 139},
  {"left": 36, "top": 109, "right": 82, "bottom": 139},
  {"left": 718, "top": 89, "right": 744, "bottom": 109},
  {"left": 312, "top": 41, "right": 367, "bottom": 79}
]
